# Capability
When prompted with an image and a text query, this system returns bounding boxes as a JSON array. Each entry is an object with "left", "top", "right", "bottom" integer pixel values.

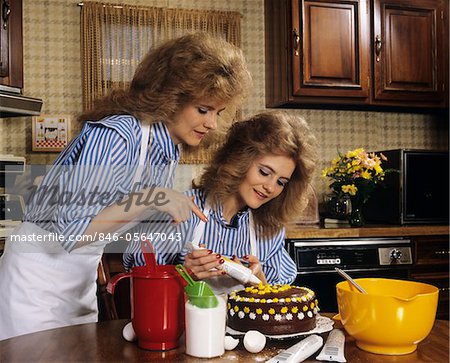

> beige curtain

[{"left": 80, "top": 1, "right": 242, "bottom": 163}]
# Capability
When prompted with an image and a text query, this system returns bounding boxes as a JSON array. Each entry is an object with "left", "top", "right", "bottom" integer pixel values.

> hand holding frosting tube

[{"left": 186, "top": 242, "right": 262, "bottom": 285}]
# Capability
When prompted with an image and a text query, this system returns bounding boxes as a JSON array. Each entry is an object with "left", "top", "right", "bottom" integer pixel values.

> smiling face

[
  {"left": 235, "top": 154, "right": 296, "bottom": 211},
  {"left": 166, "top": 100, "right": 226, "bottom": 146}
]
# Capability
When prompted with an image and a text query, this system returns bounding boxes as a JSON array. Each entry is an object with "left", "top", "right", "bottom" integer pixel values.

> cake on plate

[{"left": 227, "top": 284, "right": 319, "bottom": 335}]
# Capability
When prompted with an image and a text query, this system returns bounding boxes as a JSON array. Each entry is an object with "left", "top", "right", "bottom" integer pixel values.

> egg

[
  {"left": 243, "top": 330, "right": 266, "bottom": 353},
  {"left": 122, "top": 322, "right": 137, "bottom": 342},
  {"left": 224, "top": 335, "right": 239, "bottom": 350}
]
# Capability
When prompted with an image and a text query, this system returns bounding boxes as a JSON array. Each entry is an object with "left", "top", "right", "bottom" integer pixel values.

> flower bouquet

[{"left": 321, "top": 148, "right": 395, "bottom": 226}]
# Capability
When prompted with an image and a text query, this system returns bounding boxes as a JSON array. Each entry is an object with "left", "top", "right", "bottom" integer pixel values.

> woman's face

[
  {"left": 237, "top": 154, "right": 296, "bottom": 210},
  {"left": 166, "top": 100, "right": 226, "bottom": 146}
]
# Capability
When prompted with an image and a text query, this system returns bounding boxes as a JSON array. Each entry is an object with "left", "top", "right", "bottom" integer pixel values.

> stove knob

[{"left": 390, "top": 248, "right": 403, "bottom": 261}]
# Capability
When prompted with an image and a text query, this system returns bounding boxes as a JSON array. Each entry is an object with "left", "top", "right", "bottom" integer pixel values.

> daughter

[{"left": 123, "top": 111, "right": 317, "bottom": 293}]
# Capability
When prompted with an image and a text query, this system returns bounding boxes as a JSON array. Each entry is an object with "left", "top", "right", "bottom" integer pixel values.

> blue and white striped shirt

[
  {"left": 123, "top": 189, "right": 297, "bottom": 285},
  {"left": 24, "top": 115, "right": 180, "bottom": 252}
]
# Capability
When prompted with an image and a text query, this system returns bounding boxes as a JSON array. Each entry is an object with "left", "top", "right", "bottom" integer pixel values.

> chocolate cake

[{"left": 227, "top": 284, "right": 319, "bottom": 335}]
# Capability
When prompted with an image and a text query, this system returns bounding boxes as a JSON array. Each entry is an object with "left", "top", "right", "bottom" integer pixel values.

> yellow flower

[
  {"left": 342, "top": 184, "right": 358, "bottom": 196},
  {"left": 361, "top": 170, "right": 371, "bottom": 179},
  {"left": 291, "top": 306, "right": 298, "bottom": 313},
  {"left": 281, "top": 307, "right": 288, "bottom": 314},
  {"left": 234, "top": 306, "right": 239, "bottom": 312},
  {"left": 256, "top": 308, "right": 262, "bottom": 315},
  {"left": 244, "top": 307, "right": 250, "bottom": 314},
  {"left": 269, "top": 308, "right": 275, "bottom": 315}
]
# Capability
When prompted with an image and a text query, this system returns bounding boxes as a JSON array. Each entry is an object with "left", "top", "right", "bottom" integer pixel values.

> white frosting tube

[{"left": 316, "top": 329, "right": 347, "bottom": 362}]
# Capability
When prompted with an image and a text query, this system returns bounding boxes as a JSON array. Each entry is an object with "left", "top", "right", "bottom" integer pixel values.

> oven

[{"left": 287, "top": 237, "right": 413, "bottom": 312}]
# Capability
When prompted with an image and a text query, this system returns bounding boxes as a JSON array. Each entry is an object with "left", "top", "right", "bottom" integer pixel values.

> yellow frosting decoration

[
  {"left": 273, "top": 298, "right": 279, "bottom": 303},
  {"left": 281, "top": 307, "right": 288, "bottom": 314},
  {"left": 292, "top": 307, "right": 298, "bottom": 313},
  {"left": 268, "top": 308, "right": 275, "bottom": 315},
  {"left": 244, "top": 307, "right": 250, "bottom": 314},
  {"left": 285, "top": 298, "right": 291, "bottom": 303},
  {"left": 256, "top": 308, "right": 262, "bottom": 315},
  {"left": 302, "top": 305, "right": 308, "bottom": 312},
  {"left": 310, "top": 302, "right": 315, "bottom": 309},
  {"left": 234, "top": 306, "right": 239, "bottom": 312}
]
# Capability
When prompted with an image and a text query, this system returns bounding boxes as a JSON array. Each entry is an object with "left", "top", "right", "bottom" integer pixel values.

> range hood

[{"left": 0, "top": 85, "right": 43, "bottom": 118}]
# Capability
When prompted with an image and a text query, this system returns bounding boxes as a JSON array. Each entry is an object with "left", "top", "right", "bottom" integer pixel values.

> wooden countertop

[
  {"left": 0, "top": 314, "right": 448, "bottom": 362},
  {"left": 286, "top": 224, "right": 449, "bottom": 239}
]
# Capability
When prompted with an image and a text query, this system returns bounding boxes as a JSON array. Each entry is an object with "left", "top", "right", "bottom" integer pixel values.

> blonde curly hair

[
  {"left": 197, "top": 111, "right": 318, "bottom": 237},
  {"left": 79, "top": 32, "right": 252, "bottom": 123}
]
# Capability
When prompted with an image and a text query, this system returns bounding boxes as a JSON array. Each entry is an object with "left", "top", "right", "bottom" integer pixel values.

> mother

[{"left": 0, "top": 32, "right": 251, "bottom": 340}]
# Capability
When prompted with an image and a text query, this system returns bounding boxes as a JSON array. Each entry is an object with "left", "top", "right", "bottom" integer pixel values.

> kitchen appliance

[
  {"left": 364, "top": 149, "right": 449, "bottom": 224},
  {"left": 336, "top": 278, "right": 438, "bottom": 355},
  {"left": 287, "top": 237, "right": 413, "bottom": 312},
  {"left": 0, "top": 85, "right": 42, "bottom": 118},
  {"left": 0, "top": 154, "right": 26, "bottom": 188},
  {"left": 0, "top": 155, "right": 26, "bottom": 239},
  {"left": 107, "top": 265, "right": 185, "bottom": 351}
]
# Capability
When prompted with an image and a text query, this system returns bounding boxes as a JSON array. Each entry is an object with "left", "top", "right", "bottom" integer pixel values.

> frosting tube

[{"left": 316, "top": 329, "right": 347, "bottom": 362}]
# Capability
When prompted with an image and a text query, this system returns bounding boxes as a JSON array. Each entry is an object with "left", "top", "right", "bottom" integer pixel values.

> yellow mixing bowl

[{"left": 336, "top": 278, "right": 439, "bottom": 355}]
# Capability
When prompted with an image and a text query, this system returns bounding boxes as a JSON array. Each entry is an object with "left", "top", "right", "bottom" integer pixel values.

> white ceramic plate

[{"left": 226, "top": 315, "right": 334, "bottom": 340}]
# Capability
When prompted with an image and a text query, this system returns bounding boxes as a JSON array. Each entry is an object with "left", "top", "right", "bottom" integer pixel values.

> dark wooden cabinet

[
  {"left": 291, "top": 0, "right": 370, "bottom": 99},
  {"left": 411, "top": 235, "right": 449, "bottom": 320},
  {"left": 265, "top": 0, "right": 449, "bottom": 109},
  {"left": 373, "top": 0, "right": 448, "bottom": 107},
  {"left": 0, "top": 0, "right": 23, "bottom": 89}
]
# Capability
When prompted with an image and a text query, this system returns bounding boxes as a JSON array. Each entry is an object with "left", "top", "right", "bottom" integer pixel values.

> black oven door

[{"left": 294, "top": 267, "right": 410, "bottom": 313}]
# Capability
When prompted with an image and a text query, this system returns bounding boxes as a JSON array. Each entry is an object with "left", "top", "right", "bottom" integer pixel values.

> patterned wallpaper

[{"left": 0, "top": 0, "right": 448, "bottom": 200}]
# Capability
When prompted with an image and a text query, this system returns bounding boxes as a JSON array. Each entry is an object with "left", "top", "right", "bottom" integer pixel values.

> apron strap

[
  {"left": 191, "top": 204, "right": 257, "bottom": 256},
  {"left": 113, "top": 124, "right": 151, "bottom": 236},
  {"left": 248, "top": 212, "right": 257, "bottom": 256},
  {"left": 132, "top": 124, "right": 151, "bottom": 186}
]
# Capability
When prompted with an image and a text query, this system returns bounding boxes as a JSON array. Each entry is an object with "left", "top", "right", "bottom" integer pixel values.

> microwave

[{"left": 364, "top": 149, "right": 449, "bottom": 224}]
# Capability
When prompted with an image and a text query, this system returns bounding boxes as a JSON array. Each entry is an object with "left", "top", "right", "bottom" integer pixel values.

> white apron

[
  {"left": 190, "top": 204, "right": 257, "bottom": 295},
  {"left": 0, "top": 125, "right": 150, "bottom": 341}
]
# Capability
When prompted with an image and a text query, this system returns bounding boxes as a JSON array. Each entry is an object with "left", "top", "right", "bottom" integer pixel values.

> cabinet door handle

[
  {"left": 2, "top": 0, "right": 11, "bottom": 30},
  {"left": 293, "top": 28, "right": 300, "bottom": 56},
  {"left": 375, "top": 35, "right": 382, "bottom": 62}
]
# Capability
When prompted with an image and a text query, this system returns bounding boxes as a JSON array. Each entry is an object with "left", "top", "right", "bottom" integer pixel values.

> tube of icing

[
  {"left": 316, "top": 329, "right": 347, "bottom": 362},
  {"left": 187, "top": 242, "right": 261, "bottom": 285}
]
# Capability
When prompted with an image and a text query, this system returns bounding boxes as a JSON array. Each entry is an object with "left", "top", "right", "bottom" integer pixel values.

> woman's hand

[
  {"left": 233, "top": 255, "right": 268, "bottom": 285},
  {"left": 148, "top": 188, "right": 207, "bottom": 223},
  {"left": 184, "top": 244, "right": 225, "bottom": 280}
]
